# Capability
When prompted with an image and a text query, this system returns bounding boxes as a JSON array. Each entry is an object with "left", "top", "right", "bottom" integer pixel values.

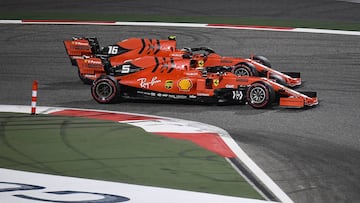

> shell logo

[{"left": 177, "top": 78, "right": 193, "bottom": 91}]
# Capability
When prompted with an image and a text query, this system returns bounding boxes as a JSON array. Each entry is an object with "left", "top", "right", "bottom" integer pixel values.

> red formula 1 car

[
  {"left": 64, "top": 36, "right": 301, "bottom": 87},
  {"left": 179, "top": 47, "right": 301, "bottom": 87},
  {"left": 91, "top": 56, "right": 318, "bottom": 109},
  {"left": 64, "top": 36, "right": 177, "bottom": 84}
]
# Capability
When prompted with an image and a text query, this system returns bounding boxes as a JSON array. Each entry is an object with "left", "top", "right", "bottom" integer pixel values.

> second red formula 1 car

[
  {"left": 91, "top": 56, "right": 318, "bottom": 109},
  {"left": 64, "top": 36, "right": 177, "bottom": 84},
  {"left": 179, "top": 47, "right": 301, "bottom": 87},
  {"left": 64, "top": 36, "right": 302, "bottom": 87}
]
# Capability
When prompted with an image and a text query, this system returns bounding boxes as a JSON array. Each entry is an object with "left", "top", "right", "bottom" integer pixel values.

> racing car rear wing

[{"left": 63, "top": 37, "right": 99, "bottom": 65}]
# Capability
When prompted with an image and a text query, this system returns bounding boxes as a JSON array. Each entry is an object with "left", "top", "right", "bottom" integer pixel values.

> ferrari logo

[
  {"left": 213, "top": 79, "right": 219, "bottom": 86},
  {"left": 198, "top": 60, "right": 204, "bottom": 67}
]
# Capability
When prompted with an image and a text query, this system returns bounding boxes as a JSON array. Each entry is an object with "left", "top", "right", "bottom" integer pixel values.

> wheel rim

[
  {"left": 249, "top": 86, "right": 266, "bottom": 104},
  {"left": 234, "top": 67, "right": 250, "bottom": 76},
  {"left": 95, "top": 81, "right": 113, "bottom": 100}
]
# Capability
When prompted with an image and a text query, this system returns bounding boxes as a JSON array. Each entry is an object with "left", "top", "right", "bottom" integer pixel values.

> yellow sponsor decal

[
  {"left": 177, "top": 78, "right": 193, "bottom": 91},
  {"left": 198, "top": 60, "right": 204, "bottom": 67},
  {"left": 165, "top": 80, "right": 173, "bottom": 89}
]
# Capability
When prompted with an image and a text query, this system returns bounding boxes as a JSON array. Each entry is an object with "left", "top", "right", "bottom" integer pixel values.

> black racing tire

[
  {"left": 232, "top": 62, "right": 259, "bottom": 76},
  {"left": 91, "top": 76, "right": 120, "bottom": 104},
  {"left": 246, "top": 82, "right": 275, "bottom": 109},
  {"left": 78, "top": 69, "right": 94, "bottom": 85},
  {"left": 269, "top": 74, "right": 287, "bottom": 86},
  {"left": 253, "top": 55, "right": 271, "bottom": 68}
]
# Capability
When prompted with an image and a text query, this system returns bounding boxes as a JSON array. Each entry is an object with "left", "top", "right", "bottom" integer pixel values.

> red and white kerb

[{"left": 31, "top": 80, "right": 38, "bottom": 115}]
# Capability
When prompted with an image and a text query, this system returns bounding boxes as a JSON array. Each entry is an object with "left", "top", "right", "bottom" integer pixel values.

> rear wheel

[
  {"left": 246, "top": 82, "right": 275, "bottom": 109},
  {"left": 233, "top": 62, "right": 258, "bottom": 76},
  {"left": 91, "top": 77, "right": 120, "bottom": 103}
]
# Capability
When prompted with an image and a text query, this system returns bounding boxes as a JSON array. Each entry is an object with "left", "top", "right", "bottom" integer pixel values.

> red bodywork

[
  {"left": 64, "top": 37, "right": 177, "bottom": 82},
  {"left": 64, "top": 37, "right": 302, "bottom": 87},
  {"left": 190, "top": 53, "right": 302, "bottom": 87},
  {"left": 91, "top": 56, "right": 318, "bottom": 109}
]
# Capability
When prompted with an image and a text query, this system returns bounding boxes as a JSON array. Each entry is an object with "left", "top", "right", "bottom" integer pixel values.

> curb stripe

[
  {"left": 22, "top": 19, "right": 116, "bottom": 24},
  {"left": 294, "top": 27, "right": 360, "bottom": 36},
  {"left": 51, "top": 109, "right": 160, "bottom": 121},
  {"left": 22, "top": 19, "right": 116, "bottom": 25},
  {"left": 0, "top": 105, "right": 292, "bottom": 202},
  {"left": 50, "top": 109, "right": 236, "bottom": 158},
  {"left": 207, "top": 23, "right": 295, "bottom": 30},
  {"left": 156, "top": 132, "right": 236, "bottom": 158}
]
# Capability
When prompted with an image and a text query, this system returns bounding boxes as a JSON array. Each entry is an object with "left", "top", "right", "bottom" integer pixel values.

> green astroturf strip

[
  {"left": 0, "top": 112, "right": 263, "bottom": 199},
  {"left": 1, "top": 11, "right": 360, "bottom": 31}
]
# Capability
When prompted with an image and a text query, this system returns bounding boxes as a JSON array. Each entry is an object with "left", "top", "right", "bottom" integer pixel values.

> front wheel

[
  {"left": 91, "top": 77, "right": 120, "bottom": 104},
  {"left": 269, "top": 74, "right": 287, "bottom": 86},
  {"left": 232, "top": 62, "right": 258, "bottom": 76},
  {"left": 253, "top": 55, "right": 271, "bottom": 68},
  {"left": 246, "top": 82, "right": 275, "bottom": 109}
]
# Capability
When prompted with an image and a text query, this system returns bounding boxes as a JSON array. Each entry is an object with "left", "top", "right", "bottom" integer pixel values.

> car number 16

[{"left": 108, "top": 46, "right": 119, "bottom": 55}]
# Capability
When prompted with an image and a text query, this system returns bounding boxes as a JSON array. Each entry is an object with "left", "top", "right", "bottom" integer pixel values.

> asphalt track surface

[
  {"left": 1, "top": 0, "right": 360, "bottom": 24},
  {"left": 1, "top": 23, "right": 360, "bottom": 203},
  {"left": 1, "top": 1, "right": 360, "bottom": 203}
]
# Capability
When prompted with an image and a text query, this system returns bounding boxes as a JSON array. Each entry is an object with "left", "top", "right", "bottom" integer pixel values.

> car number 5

[{"left": 121, "top": 64, "right": 130, "bottom": 73}]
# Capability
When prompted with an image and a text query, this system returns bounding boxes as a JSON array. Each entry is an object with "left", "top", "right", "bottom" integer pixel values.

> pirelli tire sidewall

[
  {"left": 91, "top": 76, "right": 120, "bottom": 104},
  {"left": 246, "top": 82, "right": 275, "bottom": 109},
  {"left": 233, "top": 62, "right": 259, "bottom": 77}
]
